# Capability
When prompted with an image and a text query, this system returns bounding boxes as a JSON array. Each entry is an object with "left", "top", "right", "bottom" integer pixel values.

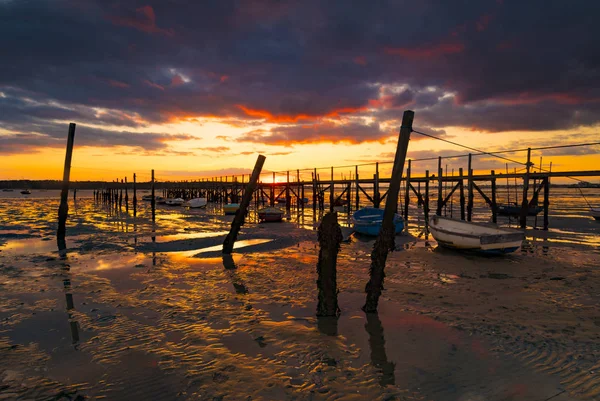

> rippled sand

[{"left": 0, "top": 196, "right": 599, "bottom": 400}]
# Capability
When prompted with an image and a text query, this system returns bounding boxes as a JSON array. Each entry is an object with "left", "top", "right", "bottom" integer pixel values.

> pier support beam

[
  {"left": 459, "top": 168, "right": 465, "bottom": 220},
  {"left": 467, "top": 154, "right": 473, "bottom": 221},
  {"left": 363, "top": 110, "right": 413, "bottom": 313},
  {"left": 223, "top": 155, "right": 266, "bottom": 254},
  {"left": 520, "top": 148, "right": 532, "bottom": 228},
  {"left": 57, "top": 123, "right": 76, "bottom": 254}
]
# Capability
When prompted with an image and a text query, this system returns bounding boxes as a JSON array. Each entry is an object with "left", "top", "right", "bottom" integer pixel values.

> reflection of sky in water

[{"left": 173, "top": 238, "right": 273, "bottom": 258}]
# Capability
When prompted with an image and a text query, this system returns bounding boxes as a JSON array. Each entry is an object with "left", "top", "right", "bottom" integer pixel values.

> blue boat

[
  {"left": 352, "top": 207, "right": 404, "bottom": 236},
  {"left": 497, "top": 204, "right": 543, "bottom": 217}
]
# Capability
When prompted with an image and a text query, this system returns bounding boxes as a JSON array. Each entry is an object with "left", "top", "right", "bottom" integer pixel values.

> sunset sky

[{"left": 1, "top": 0, "right": 599, "bottom": 183}]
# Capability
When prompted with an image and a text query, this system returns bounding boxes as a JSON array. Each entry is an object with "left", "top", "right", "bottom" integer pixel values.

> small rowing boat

[
  {"left": 186, "top": 197, "right": 207, "bottom": 208},
  {"left": 352, "top": 207, "right": 404, "bottom": 236},
  {"left": 224, "top": 203, "right": 240, "bottom": 215},
  {"left": 497, "top": 203, "right": 543, "bottom": 217},
  {"left": 428, "top": 215, "right": 524, "bottom": 254},
  {"left": 258, "top": 206, "right": 284, "bottom": 222},
  {"left": 165, "top": 198, "right": 184, "bottom": 206},
  {"left": 20, "top": 190, "right": 31, "bottom": 195}
]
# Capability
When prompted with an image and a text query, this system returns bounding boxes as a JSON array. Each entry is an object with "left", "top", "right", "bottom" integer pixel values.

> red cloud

[
  {"left": 108, "top": 6, "right": 174, "bottom": 36},
  {"left": 236, "top": 105, "right": 367, "bottom": 123},
  {"left": 171, "top": 75, "right": 185, "bottom": 87},
  {"left": 143, "top": 79, "right": 165, "bottom": 91},
  {"left": 353, "top": 56, "right": 367, "bottom": 66},
  {"left": 108, "top": 79, "right": 130, "bottom": 88},
  {"left": 385, "top": 43, "right": 464, "bottom": 58}
]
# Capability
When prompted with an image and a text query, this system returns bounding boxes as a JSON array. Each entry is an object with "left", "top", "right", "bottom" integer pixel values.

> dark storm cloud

[{"left": 1, "top": 0, "right": 600, "bottom": 147}]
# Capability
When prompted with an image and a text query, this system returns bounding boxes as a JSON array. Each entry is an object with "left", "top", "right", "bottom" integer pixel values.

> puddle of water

[
  {"left": 173, "top": 238, "right": 273, "bottom": 257},
  {"left": 155, "top": 231, "right": 229, "bottom": 242},
  {"left": 1, "top": 237, "right": 57, "bottom": 255}
]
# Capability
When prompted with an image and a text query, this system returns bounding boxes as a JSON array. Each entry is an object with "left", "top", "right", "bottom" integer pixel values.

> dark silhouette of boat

[
  {"left": 497, "top": 203, "right": 543, "bottom": 217},
  {"left": 20, "top": 189, "right": 31, "bottom": 195}
]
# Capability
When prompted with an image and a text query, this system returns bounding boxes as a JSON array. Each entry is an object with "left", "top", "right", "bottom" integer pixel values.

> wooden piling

[
  {"left": 133, "top": 173, "right": 137, "bottom": 217},
  {"left": 459, "top": 167, "right": 465, "bottom": 220},
  {"left": 467, "top": 154, "right": 473, "bottom": 221},
  {"left": 223, "top": 155, "right": 266, "bottom": 254},
  {"left": 316, "top": 212, "right": 342, "bottom": 317},
  {"left": 543, "top": 177, "right": 550, "bottom": 230},
  {"left": 424, "top": 170, "right": 430, "bottom": 234},
  {"left": 330, "top": 166, "right": 334, "bottom": 212},
  {"left": 151, "top": 169, "right": 156, "bottom": 224},
  {"left": 520, "top": 148, "right": 532, "bottom": 228},
  {"left": 374, "top": 162, "right": 380, "bottom": 208},
  {"left": 57, "top": 123, "right": 76, "bottom": 253},
  {"left": 286, "top": 170, "right": 291, "bottom": 214},
  {"left": 363, "top": 110, "right": 413, "bottom": 313},
  {"left": 436, "top": 156, "right": 443, "bottom": 216},
  {"left": 355, "top": 165, "right": 360, "bottom": 211},
  {"left": 491, "top": 170, "right": 497, "bottom": 223},
  {"left": 124, "top": 177, "right": 129, "bottom": 213},
  {"left": 404, "top": 160, "right": 411, "bottom": 222}
]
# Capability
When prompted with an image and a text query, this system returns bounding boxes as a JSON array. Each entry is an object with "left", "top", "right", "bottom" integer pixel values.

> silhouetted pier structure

[{"left": 93, "top": 154, "right": 600, "bottom": 231}]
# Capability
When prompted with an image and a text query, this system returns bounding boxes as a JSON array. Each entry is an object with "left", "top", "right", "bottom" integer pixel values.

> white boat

[
  {"left": 591, "top": 208, "right": 600, "bottom": 220},
  {"left": 165, "top": 198, "right": 184, "bottom": 206},
  {"left": 258, "top": 206, "right": 284, "bottom": 222},
  {"left": 428, "top": 215, "right": 524, "bottom": 254},
  {"left": 187, "top": 197, "right": 207, "bottom": 208}
]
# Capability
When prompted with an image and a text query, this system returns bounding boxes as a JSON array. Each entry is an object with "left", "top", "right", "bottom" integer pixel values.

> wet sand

[{"left": 0, "top": 196, "right": 599, "bottom": 400}]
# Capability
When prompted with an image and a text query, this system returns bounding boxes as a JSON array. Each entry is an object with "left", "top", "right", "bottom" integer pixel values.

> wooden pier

[{"left": 93, "top": 155, "right": 600, "bottom": 232}]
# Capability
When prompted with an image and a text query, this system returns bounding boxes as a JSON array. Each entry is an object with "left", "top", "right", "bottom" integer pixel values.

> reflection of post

[
  {"left": 317, "top": 316, "right": 338, "bottom": 336},
  {"left": 223, "top": 155, "right": 266, "bottom": 254},
  {"left": 316, "top": 212, "right": 342, "bottom": 317},
  {"left": 365, "top": 313, "right": 395, "bottom": 386},
  {"left": 63, "top": 275, "right": 80, "bottom": 345},
  {"left": 363, "top": 111, "right": 413, "bottom": 313},
  {"left": 222, "top": 254, "right": 249, "bottom": 294},
  {"left": 57, "top": 123, "right": 76, "bottom": 255}
]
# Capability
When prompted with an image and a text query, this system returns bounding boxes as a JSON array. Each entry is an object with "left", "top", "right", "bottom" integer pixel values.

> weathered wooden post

[
  {"left": 286, "top": 170, "right": 291, "bottom": 214},
  {"left": 459, "top": 167, "right": 465, "bottom": 220},
  {"left": 436, "top": 156, "right": 443, "bottom": 216},
  {"left": 73, "top": 188, "right": 77, "bottom": 201},
  {"left": 57, "top": 123, "right": 76, "bottom": 254},
  {"left": 330, "top": 166, "right": 334, "bottom": 212},
  {"left": 133, "top": 173, "right": 137, "bottom": 217},
  {"left": 491, "top": 170, "right": 497, "bottom": 223},
  {"left": 124, "top": 177, "right": 129, "bottom": 213},
  {"left": 363, "top": 110, "right": 413, "bottom": 313},
  {"left": 519, "top": 148, "right": 532, "bottom": 228},
  {"left": 316, "top": 212, "right": 342, "bottom": 317},
  {"left": 151, "top": 169, "right": 156, "bottom": 223},
  {"left": 312, "top": 170, "right": 317, "bottom": 217},
  {"left": 404, "top": 159, "right": 411, "bottom": 222},
  {"left": 543, "top": 176, "right": 550, "bottom": 230},
  {"left": 374, "top": 162, "right": 380, "bottom": 208},
  {"left": 271, "top": 172, "right": 275, "bottom": 207},
  {"left": 355, "top": 165, "right": 360, "bottom": 211},
  {"left": 467, "top": 154, "right": 473, "bottom": 221},
  {"left": 424, "top": 170, "right": 430, "bottom": 235},
  {"left": 223, "top": 155, "right": 266, "bottom": 254}
]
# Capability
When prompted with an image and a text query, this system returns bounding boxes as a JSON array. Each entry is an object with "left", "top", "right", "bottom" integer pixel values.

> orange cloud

[
  {"left": 236, "top": 105, "right": 367, "bottom": 123},
  {"left": 108, "top": 5, "right": 174, "bottom": 36},
  {"left": 385, "top": 43, "right": 464, "bottom": 58}
]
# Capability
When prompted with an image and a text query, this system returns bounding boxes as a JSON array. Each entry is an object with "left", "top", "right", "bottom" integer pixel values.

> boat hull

[
  {"left": 258, "top": 207, "right": 284, "bottom": 222},
  {"left": 224, "top": 204, "right": 240, "bottom": 215},
  {"left": 187, "top": 198, "right": 207, "bottom": 208},
  {"left": 352, "top": 207, "right": 404, "bottom": 236},
  {"left": 497, "top": 205, "right": 543, "bottom": 217},
  {"left": 165, "top": 198, "right": 184, "bottom": 206},
  {"left": 429, "top": 216, "right": 524, "bottom": 254}
]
